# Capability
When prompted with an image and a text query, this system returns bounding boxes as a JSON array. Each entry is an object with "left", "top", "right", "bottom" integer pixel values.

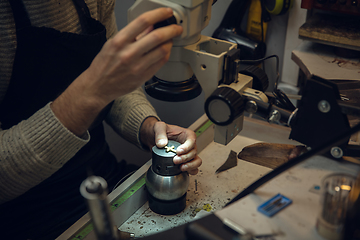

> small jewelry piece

[{"left": 164, "top": 145, "right": 177, "bottom": 153}]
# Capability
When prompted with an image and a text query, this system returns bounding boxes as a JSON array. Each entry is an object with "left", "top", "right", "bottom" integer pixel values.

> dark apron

[{"left": 0, "top": 1, "right": 126, "bottom": 239}]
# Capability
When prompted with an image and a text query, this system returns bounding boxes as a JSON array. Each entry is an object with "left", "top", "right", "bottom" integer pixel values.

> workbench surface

[
  {"left": 59, "top": 116, "right": 360, "bottom": 240},
  {"left": 119, "top": 117, "right": 303, "bottom": 238},
  {"left": 215, "top": 155, "right": 359, "bottom": 240}
]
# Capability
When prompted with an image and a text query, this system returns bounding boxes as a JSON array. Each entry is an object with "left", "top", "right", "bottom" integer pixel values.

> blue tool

[{"left": 257, "top": 193, "right": 292, "bottom": 217}]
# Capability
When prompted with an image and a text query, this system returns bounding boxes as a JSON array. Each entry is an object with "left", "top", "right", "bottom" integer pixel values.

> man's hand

[
  {"left": 51, "top": 8, "right": 183, "bottom": 136},
  {"left": 83, "top": 7, "right": 183, "bottom": 103},
  {"left": 140, "top": 117, "right": 202, "bottom": 175}
]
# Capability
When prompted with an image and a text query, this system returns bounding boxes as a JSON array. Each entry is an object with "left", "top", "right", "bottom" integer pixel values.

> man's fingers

[
  {"left": 136, "top": 26, "right": 153, "bottom": 41},
  {"left": 132, "top": 24, "right": 182, "bottom": 57},
  {"left": 179, "top": 156, "right": 202, "bottom": 173},
  {"left": 131, "top": 39, "right": 173, "bottom": 75},
  {"left": 152, "top": 122, "right": 202, "bottom": 175},
  {"left": 154, "top": 121, "right": 168, "bottom": 148},
  {"left": 114, "top": 8, "right": 174, "bottom": 44},
  {"left": 176, "top": 131, "right": 196, "bottom": 155},
  {"left": 173, "top": 147, "right": 197, "bottom": 165}
]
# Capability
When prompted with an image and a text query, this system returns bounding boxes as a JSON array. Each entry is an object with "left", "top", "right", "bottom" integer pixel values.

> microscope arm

[{"left": 243, "top": 96, "right": 293, "bottom": 125}]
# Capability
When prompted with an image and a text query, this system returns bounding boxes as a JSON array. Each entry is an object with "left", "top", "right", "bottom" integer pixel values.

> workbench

[
  {"left": 58, "top": 116, "right": 360, "bottom": 240},
  {"left": 117, "top": 116, "right": 301, "bottom": 237}
]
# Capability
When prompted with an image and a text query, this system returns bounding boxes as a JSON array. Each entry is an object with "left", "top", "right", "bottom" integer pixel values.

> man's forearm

[{"left": 50, "top": 71, "right": 110, "bottom": 137}]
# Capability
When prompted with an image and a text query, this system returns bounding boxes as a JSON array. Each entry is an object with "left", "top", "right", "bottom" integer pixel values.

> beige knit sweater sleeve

[{"left": 0, "top": 0, "right": 158, "bottom": 204}]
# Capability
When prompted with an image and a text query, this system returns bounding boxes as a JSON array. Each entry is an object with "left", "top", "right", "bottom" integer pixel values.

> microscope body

[
  {"left": 128, "top": 0, "right": 237, "bottom": 100},
  {"left": 129, "top": 0, "right": 268, "bottom": 145}
]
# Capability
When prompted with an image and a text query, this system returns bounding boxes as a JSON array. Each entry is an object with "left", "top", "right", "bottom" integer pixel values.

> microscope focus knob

[
  {"left": 239, "top": 65, "right": 269, "bottom": 92},
  {"left": 154, "top": 15, "right": 177, "bottom": 29},
  {"left": 205, "top": 86, "right": 245, "bottom": 126}
]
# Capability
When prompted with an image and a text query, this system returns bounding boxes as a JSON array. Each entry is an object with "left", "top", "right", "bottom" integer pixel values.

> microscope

[{"left": 128, "top": 0, "right": 269, "bottom": 146}]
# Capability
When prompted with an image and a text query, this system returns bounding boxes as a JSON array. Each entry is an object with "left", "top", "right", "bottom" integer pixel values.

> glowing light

[{"left": 340, "top": 185, "right": 352, "bottom": 191}]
